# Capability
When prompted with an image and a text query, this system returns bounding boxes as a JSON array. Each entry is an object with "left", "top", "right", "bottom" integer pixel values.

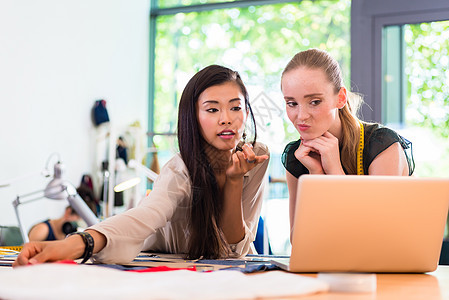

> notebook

[{"left": 272, "top": 175, "right": 449, "bottom": 273}]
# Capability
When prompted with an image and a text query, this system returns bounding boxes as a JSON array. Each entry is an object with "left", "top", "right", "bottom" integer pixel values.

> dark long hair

[{"left": 177, "top": 65, "right": 257, "bottom": 259}]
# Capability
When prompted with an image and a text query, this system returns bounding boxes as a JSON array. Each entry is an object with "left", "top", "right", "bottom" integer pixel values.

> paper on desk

[
  {"left": 0, "top": 248, "right": 18, "bottom": 267},
  {"left": 0, "top": 264, "right": 329, "bottom": 300},
  {"left": 130, "top": 252, "right": 246, "bottom": 270}
]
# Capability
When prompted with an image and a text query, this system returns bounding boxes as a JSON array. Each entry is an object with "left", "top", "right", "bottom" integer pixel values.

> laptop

[{"left": 272, "top": 175, "right": 449, "bottom": 273}]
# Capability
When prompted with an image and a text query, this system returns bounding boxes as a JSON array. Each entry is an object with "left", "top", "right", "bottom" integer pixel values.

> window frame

[{"left": 351, "top": 0, "right": 449, "bottom": 123}]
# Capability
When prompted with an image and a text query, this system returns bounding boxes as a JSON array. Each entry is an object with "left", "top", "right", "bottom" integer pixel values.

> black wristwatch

[{"left": 66, "top": 231, "right": 94, "bottom": 264}]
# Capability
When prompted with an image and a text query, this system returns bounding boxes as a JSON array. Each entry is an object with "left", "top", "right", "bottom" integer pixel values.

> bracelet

[{"left": 66, "top": 231, "right": 94, "bottom": 264}]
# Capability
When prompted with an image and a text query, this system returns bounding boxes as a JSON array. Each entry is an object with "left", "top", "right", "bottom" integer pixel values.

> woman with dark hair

[
  {"left": 14, "top": 65, "right": 269, "bottom": 266},
  {"left": 280, "top": 49, "right": 414, "bottom": 231}
]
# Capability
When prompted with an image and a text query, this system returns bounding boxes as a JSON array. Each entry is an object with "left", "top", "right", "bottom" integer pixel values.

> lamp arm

[
  {"left": 13, "top": 196, "right": 30, "bottom": 244},
  {"left": 139, "top": 166, "right": 158, "bottom": 182},
  {"left": 66, "top": 191, "right": 99, "bottom": 227},
  {"left": 12, "top": 190, "right": 49, "bottom": 244},
  {"left": 128, "top": 159, "right": 158, "bottom": 182}
]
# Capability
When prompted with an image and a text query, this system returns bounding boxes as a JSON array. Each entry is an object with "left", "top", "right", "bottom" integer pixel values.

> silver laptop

[{"left": 272, "top": 175, "right": 449, "bottom": 273}]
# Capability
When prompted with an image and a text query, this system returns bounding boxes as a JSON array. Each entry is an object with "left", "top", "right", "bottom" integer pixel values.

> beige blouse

[{"left": 90, "top": 143, "right": 270, "bottom": 264}]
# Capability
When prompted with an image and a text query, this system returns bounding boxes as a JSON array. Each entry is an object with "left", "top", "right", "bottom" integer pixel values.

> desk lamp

[
  {"left": 12, "top": 161, "right": 99, "bottom": 243},
  {"left": 113, "top": 159, "right": 158, "bottom": 193}
]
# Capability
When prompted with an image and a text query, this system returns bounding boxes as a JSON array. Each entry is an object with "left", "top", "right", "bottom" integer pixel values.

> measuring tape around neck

[{"left": 357, "top": 121, "right": 364, "bottom": 175}]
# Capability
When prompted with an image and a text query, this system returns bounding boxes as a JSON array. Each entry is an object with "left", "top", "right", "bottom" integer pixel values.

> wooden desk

[{"left": 277, "top": 266, "right": 449, "bottom": 300}]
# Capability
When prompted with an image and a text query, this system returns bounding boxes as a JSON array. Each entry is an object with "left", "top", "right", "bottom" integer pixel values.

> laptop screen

[{"left": 288, "top": 175, "right": 449, "bottom": 273}]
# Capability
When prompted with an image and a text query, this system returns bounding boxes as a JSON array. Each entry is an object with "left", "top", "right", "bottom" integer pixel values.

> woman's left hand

[
  {"left": 301, "top": 131, "right": 345, "bottom": 175},
  {"left": 226, "top": 144, "right": 269, "bottom": 180}
]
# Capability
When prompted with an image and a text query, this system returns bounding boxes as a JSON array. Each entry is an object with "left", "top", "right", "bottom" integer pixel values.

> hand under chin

[{"left": 308, "top": 151, "right": 321, "bottom": 159}]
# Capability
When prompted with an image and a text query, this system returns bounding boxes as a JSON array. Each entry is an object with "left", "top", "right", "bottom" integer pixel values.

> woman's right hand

[
  {"left": 13, "top": 235, "right": 85, "bottom": 267},
  {"left": 294, "top": 142, "right": 325, "bottom": 174},
  {"left": 226, "top": 143, "right": 269, "bottom": 180},
  {"left": 299, "top": 132, "right": 345, "bottom": 175}
]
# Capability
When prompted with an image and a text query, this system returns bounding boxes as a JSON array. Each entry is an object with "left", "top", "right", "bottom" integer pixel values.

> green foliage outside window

[
  {"left": 153, "top": 0, "right": 351, "bottom": 156},
  {"left": 404, "top": 20, "right": 449, "bottom": 178},
  {"left": 405, "top": 21, "right": 449, "bottom": 138}
]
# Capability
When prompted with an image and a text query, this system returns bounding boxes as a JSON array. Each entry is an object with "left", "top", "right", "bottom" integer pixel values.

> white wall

[{"left": 0, "top": 0, "right": 150, "bottom": 233}]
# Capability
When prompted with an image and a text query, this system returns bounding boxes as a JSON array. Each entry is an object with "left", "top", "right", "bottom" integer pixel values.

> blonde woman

[{"left": 281, "top": 49, "right": 414, "bottom": 231}]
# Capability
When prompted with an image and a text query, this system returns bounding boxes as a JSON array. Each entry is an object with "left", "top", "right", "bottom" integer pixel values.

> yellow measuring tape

[
  {"left": 0, "top": 246, "right": 22, "bottom": 255},
  {"left": 357, "top": 121, "right": 364, "bottom": 175}
]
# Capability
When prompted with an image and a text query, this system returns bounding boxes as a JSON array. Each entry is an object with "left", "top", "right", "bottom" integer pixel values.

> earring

[{"left": 242, "top": 131, "right": 247, "bottom": 143}]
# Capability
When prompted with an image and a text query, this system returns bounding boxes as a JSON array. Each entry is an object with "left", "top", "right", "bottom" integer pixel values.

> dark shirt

[
  {"left": 43, "top": 219, "right": 57, "bottom": 241},
  {"left": 281, "top": 123, "right": 415, "bottom": 178}
]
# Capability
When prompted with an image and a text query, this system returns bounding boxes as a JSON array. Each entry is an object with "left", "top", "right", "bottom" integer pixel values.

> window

[
  {"left": 352, "top": 0, "right": 449, "bottom": 240},
  {"left": 149, "top": 0, "right": 351, "bottom": 254},
  {"left": 383, "top": 21, "right": 449, "bottom": 178}
]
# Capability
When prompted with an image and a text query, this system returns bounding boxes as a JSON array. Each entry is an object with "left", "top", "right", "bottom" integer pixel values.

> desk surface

[
  {"left": 280, "top": 265, "right": 449, "bottom": 300},
  {"left": 1, "top": 258, "right": 448, "bottom": 299}
]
